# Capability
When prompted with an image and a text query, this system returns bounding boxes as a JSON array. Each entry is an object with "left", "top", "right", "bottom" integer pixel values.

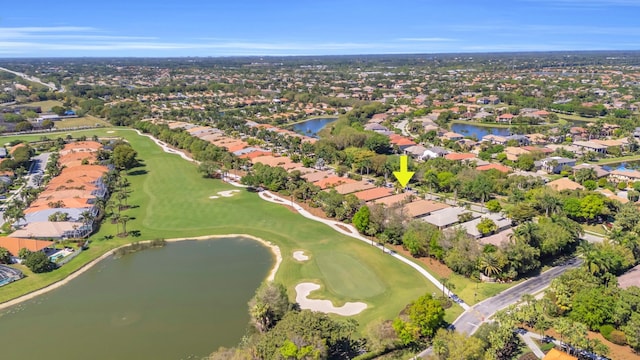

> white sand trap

[
  {"left": 217, "top": 190, "right": 240, "bottom": 197},
  {"left": 295, "top": 283, "right": 367, "bottom": 316},
  {"left": 209, "top": 190, "right": 240, "bottom": 199},
  {"left": 293, "top": 251, "right": 309, "bottom": 261},
  {"left": 107, "top": 131, "right": 115, "bottom": 133}
]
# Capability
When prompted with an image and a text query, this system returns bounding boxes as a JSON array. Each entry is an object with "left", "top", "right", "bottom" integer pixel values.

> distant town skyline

[{"left": 1, "top": 0, "right": 640, "bottom": 57}]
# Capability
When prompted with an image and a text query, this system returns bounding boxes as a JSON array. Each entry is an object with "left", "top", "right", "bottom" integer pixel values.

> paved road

[
  {"left": 395, "top": 119, "right": 411, "bottom": 136},
  {"left": 452, "top": 258, "right": 582, "bottom": 335},
  {"left": 0, "top": 67, "right": 59, "bottom": 92},
  {"left": 27, "top": 152, "right": 51, "bottom": 188},
  {"left": 415, "top": 259, "right": 583, "bottom": 359}
]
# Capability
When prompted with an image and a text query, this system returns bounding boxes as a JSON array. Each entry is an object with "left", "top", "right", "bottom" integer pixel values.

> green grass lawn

[
  {"left": 0, "top": 127, "right": 442, "bottom": 330},
  {"left": 596, "top": 154, "right": 640, "bottom": 165},
  {"left": 557, "top": 113, "right": 597, "bottom": 123},
  {"left": 21, "top": 100, "right": 63, "bottom": 112},
  {"left": 583, "top": 223, "right": 608, "bottom": 236},
  {"left": 54, "top": 115, "right": 111, "bottom": 129}
]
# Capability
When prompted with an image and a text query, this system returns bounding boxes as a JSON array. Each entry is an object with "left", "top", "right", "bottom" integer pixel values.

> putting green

[{"left": 315, "top": 252, "right": 386, "bottom": 299}]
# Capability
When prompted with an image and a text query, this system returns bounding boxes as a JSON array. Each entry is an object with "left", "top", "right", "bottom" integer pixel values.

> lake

[
  {"left": 0, "top": 237, "right": 274, "bottom": 360},
  {"left": 291, "top": 117, "right": 337, "bottom": 138},
  {"left": 451, "top": 122, "right": 512, "bottom": 139}
]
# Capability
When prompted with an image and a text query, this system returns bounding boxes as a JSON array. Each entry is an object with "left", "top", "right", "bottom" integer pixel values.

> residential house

[
  {"left": 423, "top": 146, "right": 448, "bottom": 159},
  {"left": 476, "top": 163, "right": 511, "bottom": 173},
  {"left": 546, "top": 178, "right": 584, "bottom": 191},
  {"left": 389, "top": 134, "right": 417, "bottom": 151},
  {"left": 609, "top": 169, "right": 640, "bottom": 183},
  {"left": 482, "top": 134, "right": 507, "bottom": 145},
  {"left": 497, "top": 113, "right": 515, "bottom": 123},
  {"left": 573, "top": 140, "right": 607, "bottom": 154},
  {"left": 442, "top": 132, "right": 464, "bottom": 141},
  {"left": 364, "top": 123, "right": 389, "bottom": 133},
  {"left": 404, "top": 145, "right": 428, "bottom": 159},
  {"left": 539, "top": 157, "right": 576, "bottom": 174},
  {"left": 403, "top": 200, "right": 450, "bottom": 219},
  {"left": 504, "top": 146, "right": 530, "bottom": 161},
  {"left": 455, "top": 213, "right": 511, "bottom": 238},
  {"left": 421, "top": 207, "right": 479, "bottom": 229},
  {"left": 505, "top": 135, "right": 530, "bottom": 146},
  {"left": 571, "top": 163, "right": 609, "bottom": 178},
  {"left": 445, "top": 152, "right": 476, "bottom": 162}
]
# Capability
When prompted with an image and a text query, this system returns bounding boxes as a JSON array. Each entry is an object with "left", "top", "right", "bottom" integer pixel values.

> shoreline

[{"left": 0, "top": 234, "right": 282, "bottom": 312}]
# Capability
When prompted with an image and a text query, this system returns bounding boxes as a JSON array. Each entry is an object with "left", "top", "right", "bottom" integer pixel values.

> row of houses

[{"left": 1, "top": 141, "right": 109, "bottom": 258}]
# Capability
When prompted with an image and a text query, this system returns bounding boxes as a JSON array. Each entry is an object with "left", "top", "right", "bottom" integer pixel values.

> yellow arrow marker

[{"left": 393, "top": 155, "right": 415, "bottom": 188}]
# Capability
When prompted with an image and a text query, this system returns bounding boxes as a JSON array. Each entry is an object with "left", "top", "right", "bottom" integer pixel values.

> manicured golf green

[{"left": 0, "top": 128, "right": 441, "bottom": 330}]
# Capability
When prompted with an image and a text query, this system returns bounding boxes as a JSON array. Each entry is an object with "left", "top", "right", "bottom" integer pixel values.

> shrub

[
  {"left": 609, "top": 330, "right": 627, "bottom": 345},
  {"left": 600, "top": 324, "right": 614, "bottom": 339}
]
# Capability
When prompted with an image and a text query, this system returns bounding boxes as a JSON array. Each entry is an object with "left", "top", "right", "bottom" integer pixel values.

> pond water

[
  {"left": 291, "top": 117, "right": 337, "bottom": 138},
  {"left": 0, "top": 237, "right": 274, "bottom": 360},
  {"left": 450, "top": 123, "right": 512, "bottom": 139}
]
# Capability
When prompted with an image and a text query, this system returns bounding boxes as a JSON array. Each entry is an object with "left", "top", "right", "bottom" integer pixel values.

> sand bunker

[
  {"left": 107, "top": 131, "right": 115, "bottom": 133},
  {"left": 209, "top": 190, "right": 240, "bottom": 199},
  {"left": 295, "top": 283, "right": 367, "bottom": 316},
  {"left": 293, "top": 251, "right": 309, "bottom": 261}
]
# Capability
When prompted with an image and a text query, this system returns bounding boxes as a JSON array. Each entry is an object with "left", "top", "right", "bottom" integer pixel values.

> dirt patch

[
  {"left": 390, "top": 244, "right": 453, "bottom": 278},
  {"left": 336, "top": 224, "right": 352, "bottom": 233}
]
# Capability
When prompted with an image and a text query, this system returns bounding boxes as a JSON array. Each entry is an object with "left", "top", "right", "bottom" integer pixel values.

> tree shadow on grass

[{"left": 128, "top": 169, "right": 148, "bottom": 176}]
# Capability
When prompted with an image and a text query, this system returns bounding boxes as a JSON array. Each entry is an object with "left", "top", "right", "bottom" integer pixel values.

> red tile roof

[
  {"left": 444, "top": 153, "right": 476, "bottom": 161},
  {"left": 0, "top": 237, "right": 54, "bottom": 256},
  {"left": 353, "top": 187, "right": 394, "bottom": 201},
  {"left": 313, "top": 176, "right": 355, "bottom": 190},
  {"left": 476, "top": 163, "right": 511, "bottom": 173}
]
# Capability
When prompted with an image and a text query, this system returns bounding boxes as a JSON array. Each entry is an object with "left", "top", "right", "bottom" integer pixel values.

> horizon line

[{"left": 1, "top": 48, "right": 639, "bottom": 60}]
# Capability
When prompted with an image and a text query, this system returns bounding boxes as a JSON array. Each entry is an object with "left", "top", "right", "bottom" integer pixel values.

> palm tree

[
  {"left": 112, "top": 213, "right": 121, "bottom": 236},
  {"left": 479, "top": 252, "right": 501, "bottom": 277},
  {"left": 554, "top": 317, "right": 572, "bottom": 344},
  {"left": 79, "top": 210, "right": 94, "bottom": 230},
  {"left": 537, "top": 193, "right": 562, "bottom": 217},
  {"left": 118, "top": 215, "right": 130, "bottom": 236},
  {"left": 510, "top": 222, "right": 538, "bottom": 246}
]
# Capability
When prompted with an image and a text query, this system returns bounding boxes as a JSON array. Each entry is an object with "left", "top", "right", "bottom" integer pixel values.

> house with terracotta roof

[
  {"left": 403, "top": 200, "right": 450, "bottom": 218},
  {"left": 313, "top": 176, "right": 355, "bottom": 190},
  {"left": 444, "top": 152, "right": 476, "bottom": 161},
  {"left": 542, "top": 349, "right": 577, "bottom": 360},
  {"left": 0, "top": 237, "right": 54, "bottom": 257},
  {"left": 504, "top": 146, "right": 530, "bottom": 161},
  {"left": 546, "top": 178, "right": 584, "bottom": 191},
  {"left": 497, "top": 113, "right": 515, "bottom": 123},
  {"left": 476, "top": 163, "right": 511, "bottom": 173},
  {"left": 353, "top": 187, "right": 394, "bottom": 202},
  {"left": 369, "top": 192, "right": 413, "bottom": 207},
  {"left": 332, "top": 181, "right": 376, "bottom": 195},
  {"left": 388, "top": 134, "right": 417, "bottom": 150}
]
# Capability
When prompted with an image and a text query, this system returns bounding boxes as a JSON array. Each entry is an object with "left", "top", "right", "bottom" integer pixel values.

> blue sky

[{"left": 1, "top": 0, "right": 639, "bottom": 57}]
